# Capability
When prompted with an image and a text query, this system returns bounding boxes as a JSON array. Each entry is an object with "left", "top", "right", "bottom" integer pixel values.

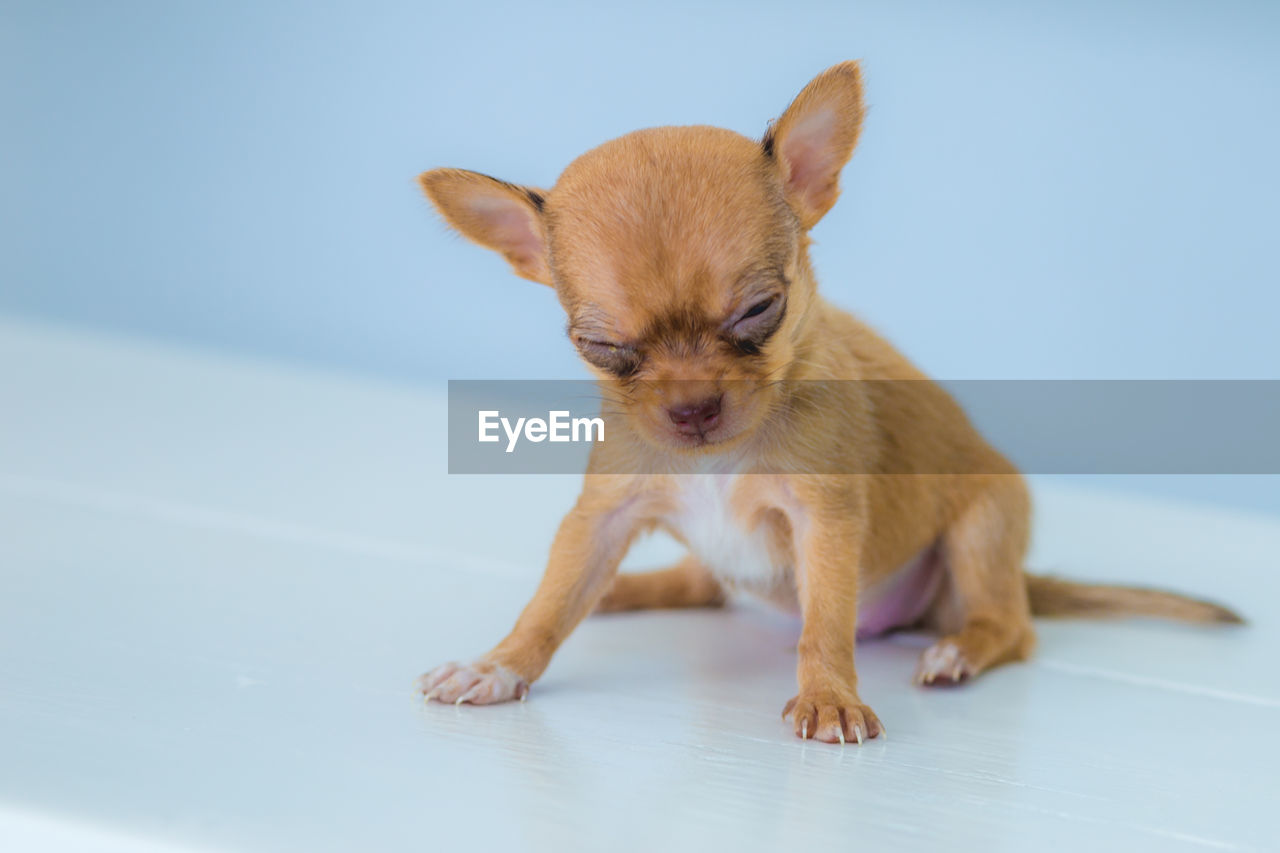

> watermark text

[{"left": 478, "top": 410, "right": 605, "bottom": 453}]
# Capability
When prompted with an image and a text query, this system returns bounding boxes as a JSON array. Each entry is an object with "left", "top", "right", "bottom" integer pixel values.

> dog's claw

[
  {"left": 456, "top": 683, "right": 480, "bottom": 706},
  {"left": 784, "top": 694, "right": 881, "bottom": 745}
]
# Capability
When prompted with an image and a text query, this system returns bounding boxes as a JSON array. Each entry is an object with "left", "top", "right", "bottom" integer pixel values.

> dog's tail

[{"left": 1024, "top": 572, "right": 1244, "bottom": 625}]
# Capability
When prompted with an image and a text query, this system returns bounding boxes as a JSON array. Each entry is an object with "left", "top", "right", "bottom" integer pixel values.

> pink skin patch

[
  {"left": 856, "top": 545, "right": 944, "bottom": 639},
  {"left": 417, "top": 661, "right": 528, "bottom": 705},
  {"left": 469, "top": 196, "right": 543, "bottom": 266}
]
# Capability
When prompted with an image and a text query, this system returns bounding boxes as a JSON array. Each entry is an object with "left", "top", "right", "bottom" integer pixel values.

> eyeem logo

[{"left": 478, "top": 410, "right": 605, "bottom": 453}]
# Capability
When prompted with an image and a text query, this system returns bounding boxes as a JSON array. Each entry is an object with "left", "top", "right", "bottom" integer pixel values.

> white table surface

[{"left": 1, "top": 318, "right": 1277, "bottom": 852}]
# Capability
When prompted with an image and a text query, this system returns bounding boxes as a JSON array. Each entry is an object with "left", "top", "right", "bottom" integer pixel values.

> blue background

[{"left": 2, "top": 0, "right": 1277, "bottom": 512}]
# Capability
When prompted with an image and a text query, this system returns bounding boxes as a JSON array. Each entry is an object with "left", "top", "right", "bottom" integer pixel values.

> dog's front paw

[
  {"left": 417, "top": 660, "right": 528, "bottom": 705},
  {"left": 782, "top": 690, "right": 884, "bottom": 744}
]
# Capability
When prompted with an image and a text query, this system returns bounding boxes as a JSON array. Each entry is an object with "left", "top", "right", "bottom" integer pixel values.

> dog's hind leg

[
  {"left": 595, "top": 555, "right": 726, "bottom": 613},
  {"left": 915, "top": 476, "right": 1036, "bottom": 685}
]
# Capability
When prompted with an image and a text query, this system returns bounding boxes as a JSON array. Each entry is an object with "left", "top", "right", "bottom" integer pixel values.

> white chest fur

[{"left": 664, "top": 475, "right": 781, "bottom": 587}]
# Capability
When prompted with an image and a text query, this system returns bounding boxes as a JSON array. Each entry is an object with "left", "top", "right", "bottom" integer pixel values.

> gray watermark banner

[{"left": 447, "top": 380, "right": 1280, "bottom": 475}]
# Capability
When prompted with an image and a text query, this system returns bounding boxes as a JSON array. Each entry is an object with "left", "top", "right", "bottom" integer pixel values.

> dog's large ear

[
  {"left": 763, "top": 61, "right": 865, "bottom": 229},
  {"left": 419, "top": 169, "right": 552, "bottom": 285}
]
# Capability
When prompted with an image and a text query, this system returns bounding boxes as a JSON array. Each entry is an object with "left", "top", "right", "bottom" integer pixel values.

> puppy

[{"left": 415, "top": 62, "right": 1242, "bottom": 744}]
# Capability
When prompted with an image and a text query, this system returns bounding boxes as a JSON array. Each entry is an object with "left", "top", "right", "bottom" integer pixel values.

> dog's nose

[{"left": 667, "top": 395, "right": 722, "bottom": 434}]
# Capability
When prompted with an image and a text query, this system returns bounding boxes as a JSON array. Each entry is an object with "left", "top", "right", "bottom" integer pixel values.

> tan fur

[
  {"left": 1025, "top": 574, "right": 1243, "bottom": 624},
  {"left": 415, "top": 61, "right": 1242, "bottom": 744},
  {"left": 595, "top": 555, "right": 726, "bottom": 612}
]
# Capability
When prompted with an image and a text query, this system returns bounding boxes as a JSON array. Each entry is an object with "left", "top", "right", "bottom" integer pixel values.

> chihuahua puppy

[{"left": 416, "top": 62, "right": 1241, "bottom": 744}]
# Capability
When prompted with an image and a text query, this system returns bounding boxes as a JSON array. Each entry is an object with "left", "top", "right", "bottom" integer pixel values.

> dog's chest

[{"left": 664, "top": 475, "right": 781, "bottom": 586}]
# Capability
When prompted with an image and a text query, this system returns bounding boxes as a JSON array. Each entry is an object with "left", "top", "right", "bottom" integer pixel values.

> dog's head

[{"left": 422, "top": 62, "right": 864, "bottom": 452}]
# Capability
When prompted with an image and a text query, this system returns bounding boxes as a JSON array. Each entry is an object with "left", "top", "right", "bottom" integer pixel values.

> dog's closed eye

[
  {"left": 729, "top": 294, "right": 786, "bottom": 351},
  {"left": 575, "top": 337, "right": 642, "bottom": 377},
  {"left": 741, "top": 298, "right": 774, "bottom": 320}
]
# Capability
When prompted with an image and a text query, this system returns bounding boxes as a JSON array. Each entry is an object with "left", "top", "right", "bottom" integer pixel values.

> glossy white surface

[{"left": 1, "top": 318, "right": 1277, "bottom": 852}]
